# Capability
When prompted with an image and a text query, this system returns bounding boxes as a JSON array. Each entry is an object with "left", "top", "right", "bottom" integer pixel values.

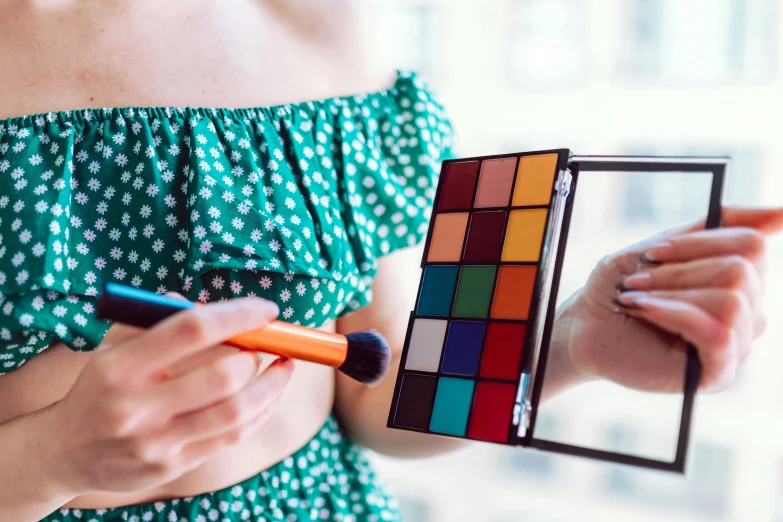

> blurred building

[{"left": 369, "top": 1, "right": 783, "bottom": 521}]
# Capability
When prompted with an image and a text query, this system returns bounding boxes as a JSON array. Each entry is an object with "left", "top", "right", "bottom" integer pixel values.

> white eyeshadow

[{"left": 404, "top": 319, "right": 449, "bottom": 372}]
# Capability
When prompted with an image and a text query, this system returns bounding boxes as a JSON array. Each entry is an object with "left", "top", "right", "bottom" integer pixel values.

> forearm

[{"left": 0, "top": 406, "right": 77, "bottom": 522}]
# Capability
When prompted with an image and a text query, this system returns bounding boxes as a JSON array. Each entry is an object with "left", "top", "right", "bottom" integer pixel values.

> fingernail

[
  {"left": 640, "top": 242, "right": 672, "bottom": 263},
  {"left": 612, "top": 292, "right": 646, "bottom": 310},
  {"left": 621, "top": 272, "right": 652, "bottom": 290},
  {"left": 259, "top": 300, "right": 279, "bottom": 319},
  {"left": 272, "top": 357, "right": 294, "bottom": 371}
]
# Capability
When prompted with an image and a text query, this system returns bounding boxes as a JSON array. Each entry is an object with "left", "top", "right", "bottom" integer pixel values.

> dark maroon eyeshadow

[
  {"left": 462, "top": 211, "right": 508, "bottom": 263},
  {"left": 393, "top": 374, "right": 438, "bottom": 430},
  {"left": 438, "top": 161, "right": 480, "bottom": 211}
]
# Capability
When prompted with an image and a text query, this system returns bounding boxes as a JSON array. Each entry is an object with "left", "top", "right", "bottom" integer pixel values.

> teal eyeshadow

[
  {"left": 429, "top": 377, "right": 475, "bottom": 436},
  {"left": 416, "top": 266, "right": 459, "bottom": 316}
]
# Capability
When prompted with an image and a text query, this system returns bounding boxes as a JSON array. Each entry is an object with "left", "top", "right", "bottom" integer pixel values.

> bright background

[{"left": 368, "top": 1, "right": 783, "bottom": 521}]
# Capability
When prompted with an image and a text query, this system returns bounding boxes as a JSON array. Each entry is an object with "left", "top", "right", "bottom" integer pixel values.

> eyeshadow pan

[
  {"left": 479, "top": 323, "right": 526, "bottom": 381},
  {"left": 467, "top": 381, "right": 516, "bottom": 443},
  {"left": 440, "top": 321, "right": 486, "bottom": 376},
  {"left": 438, "top": 161, "right": 480, "bottom": 211},
  {"left": 429, "top": 377, "right": 475, "bottom": 436},
  {"left": 452, "top": 266, "right": 497, "bottom": 318},
  {"left": 416, "top": 266, "right": 459, "bottom": 316},
  {"left": 427, "top": 213, "right": 469, "bottom": 263},
  {"left": 501, "top": 209, "right": 548, "bottom": 262},
  {"left": 512, "top": 153, "right": 558, "bottom": 207},
  {"left": 405, "top": 319, "right": 449, "bottom": 372},
  {"left": 462, "top": 211, "right": 507, "bottom": 263},
  {"left": 474, "top": 158, "right": 517, "bottom": 208},
  {"left": 491, "top": 265, "right": 537, "bottom": 320},
  {"left": 394, "top": 374, "right": 438, "bottom": 430}
]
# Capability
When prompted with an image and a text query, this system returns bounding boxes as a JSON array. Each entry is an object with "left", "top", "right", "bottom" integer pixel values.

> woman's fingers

[
  {"left": 159, "top": 358, "right": 294, "bottom": 446},
  {"left": 174, "top": 402, "right": 282, "bottom": 472},
  {"left": 618, "top": 287, "right": 755, "bottom": 358},
  {"left": 614, "top": 294, "right": 740, "bottom": 391},
  {"left": 111, "top": 297, "right": 279, "bottom": 378},
  {"left": 679, "top": 206, "right": 783, "bottom": 235},
  {"left": 621, "top": 256, "right": 764, "bottom": 326},
  {"left": 640, "top": 227, "right": 766, "bottom": 267},
  {"left": 719, "top": 206, "right": 783, "bottom": 234},
  {"left": 149, "top": 351, "right": 262, "bottom": 416}
]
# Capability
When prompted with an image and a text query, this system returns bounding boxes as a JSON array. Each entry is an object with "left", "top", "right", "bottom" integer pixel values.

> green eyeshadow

[{"left": 452, "top": 266, "right": 496, "bottom": 318}]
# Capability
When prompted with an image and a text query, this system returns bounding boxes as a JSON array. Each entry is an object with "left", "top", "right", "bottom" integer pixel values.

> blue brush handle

[{"left": 97, "top": 283, "right": 195, "bottom": 328}]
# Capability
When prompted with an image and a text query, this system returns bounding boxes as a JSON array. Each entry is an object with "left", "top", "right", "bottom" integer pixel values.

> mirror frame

[{"left": 522, "top": 156, "right": 727, "bottom": 473}]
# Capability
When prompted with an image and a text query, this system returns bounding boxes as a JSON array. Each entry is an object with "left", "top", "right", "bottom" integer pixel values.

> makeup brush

[{"left": 96, "top": 283, "right": 392, "bottom": 386}]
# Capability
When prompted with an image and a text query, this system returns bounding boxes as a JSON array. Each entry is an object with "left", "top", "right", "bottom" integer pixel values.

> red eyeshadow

[
  {"left": 467, "top": 381, "right": 516, "bottom": 443},
  {"left": 479, "top": 323, "right": 525, "bottom": 381},
  {"left": 438, "top": 161, "right": 480, "bottom": 210},
  {"left": 462, "top": 211, "right": 507, "bottom": 263}
]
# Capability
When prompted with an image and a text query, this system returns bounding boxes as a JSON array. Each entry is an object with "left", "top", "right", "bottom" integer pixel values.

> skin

[{"left": 0, "top": 1, "right": 781, "bottom": 520}]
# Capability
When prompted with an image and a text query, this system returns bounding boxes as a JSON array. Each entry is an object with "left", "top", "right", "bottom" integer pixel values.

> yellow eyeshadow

[
  {"left": 501, "top": 209, "right": 548, "bottom": 262},
  {"left": 512, "top": 154, "right": 558, "bottom": 206}
]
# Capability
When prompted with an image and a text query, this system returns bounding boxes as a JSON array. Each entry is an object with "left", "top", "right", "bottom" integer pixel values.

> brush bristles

[{"left": 341, "top": 330, "right": 392, "bottom": 386}]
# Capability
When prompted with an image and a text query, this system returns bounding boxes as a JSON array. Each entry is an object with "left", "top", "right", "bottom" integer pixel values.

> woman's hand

[
  {"left": 547, "top": 206, "right": 783, "bottom": 399},
  {"left": 39, "top": 297, "right": 294, "bottom": 496}
]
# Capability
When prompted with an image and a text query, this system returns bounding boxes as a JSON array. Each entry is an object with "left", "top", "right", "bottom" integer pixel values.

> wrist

[
  {"left": 541, "top": 294, "right": 593, "bottom": 402},
  {"left": 0, "top": 406, "right": 81, "bottom": 521},
  {"left": 25, "top": 405, "right": 86, "bottom": 502}
]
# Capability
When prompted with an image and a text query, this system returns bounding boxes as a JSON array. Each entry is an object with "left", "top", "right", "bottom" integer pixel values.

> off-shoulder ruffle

[{"left": 0, "top": 70, "right": 454, "bottom": 373}]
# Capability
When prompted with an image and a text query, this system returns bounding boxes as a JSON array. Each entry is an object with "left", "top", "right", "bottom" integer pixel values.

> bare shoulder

[{"left": 0, "top": 0, "right": 397, "bottom": 119}]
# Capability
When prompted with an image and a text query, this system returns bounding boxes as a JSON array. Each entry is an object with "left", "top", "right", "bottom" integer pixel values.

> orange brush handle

[{"left": 225, "top": 321, "right": 348, "bottom": 367}]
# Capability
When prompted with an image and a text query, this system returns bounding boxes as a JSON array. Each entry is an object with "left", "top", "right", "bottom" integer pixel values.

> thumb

[
  {"left": 681, "top": 206, "right": 783, "bottom": 236},
  {"left": 720, "top": 206, "right": 783, "bottom": 234}
]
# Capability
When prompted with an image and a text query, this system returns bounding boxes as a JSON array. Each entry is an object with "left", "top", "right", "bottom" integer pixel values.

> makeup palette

[{"left": 387, "top": 149, "right": 728, "bottom": 473}]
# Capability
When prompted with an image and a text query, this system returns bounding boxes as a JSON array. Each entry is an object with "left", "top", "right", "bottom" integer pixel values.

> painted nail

[
  {"left": 640, "top": 242, "right": 672, "bottom": 263},
  {"left": 612, "top": 292, "right": 646, "bottom": 310},
  {"left": 621, "top": 272, "right": 652, "bottom": 290}
]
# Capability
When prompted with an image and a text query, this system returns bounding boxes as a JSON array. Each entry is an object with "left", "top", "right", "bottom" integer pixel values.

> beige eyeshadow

[
  {"left": 474, "top": 158, "right": 517, "bottom": 208},
  {"left": 427, "top": 213, "right": 469, "bottom": 262}
]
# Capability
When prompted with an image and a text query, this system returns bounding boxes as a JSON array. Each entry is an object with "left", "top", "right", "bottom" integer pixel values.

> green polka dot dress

[{"left": 0, "top": 71, "right": 454, "bottom": 521}]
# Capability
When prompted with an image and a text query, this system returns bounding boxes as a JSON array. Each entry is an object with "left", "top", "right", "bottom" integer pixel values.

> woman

[{"left": 0, "top": 2, "right": 780, "bottom": 521}]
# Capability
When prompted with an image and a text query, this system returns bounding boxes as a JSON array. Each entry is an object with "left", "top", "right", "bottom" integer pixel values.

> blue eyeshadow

[{"left": 440, "top": 321, "right": 485, "bottom": 376}]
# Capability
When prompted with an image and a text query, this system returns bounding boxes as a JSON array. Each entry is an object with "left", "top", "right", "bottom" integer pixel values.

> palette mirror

[{"left": 529, "top": 166, "right": 717, "bottom": 469}]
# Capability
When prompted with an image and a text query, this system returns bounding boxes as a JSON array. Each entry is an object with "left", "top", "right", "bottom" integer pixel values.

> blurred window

[
  {"left": 625, "top": 0, "right": 778, "bottom": 82},
  {"left": 393, "top": 4, "right": 442, "bottom": 81},
  {"left": 605, "top": 424, "right": 641, "bottom": 495},
  {"left": 603, "top": 438, "right": 733, "bottom": 518},
  {"left": 505, "top": 413, "right": 559, "bottom": 478},
  {"left": 509, "top": 0, "right": 587, "bottom": 87},
  {"left": 398, "top": 495, "right": 433, "bottom": 522},
  {"left": 621, "top": 147, "right": 764, "bottom": 224}
]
